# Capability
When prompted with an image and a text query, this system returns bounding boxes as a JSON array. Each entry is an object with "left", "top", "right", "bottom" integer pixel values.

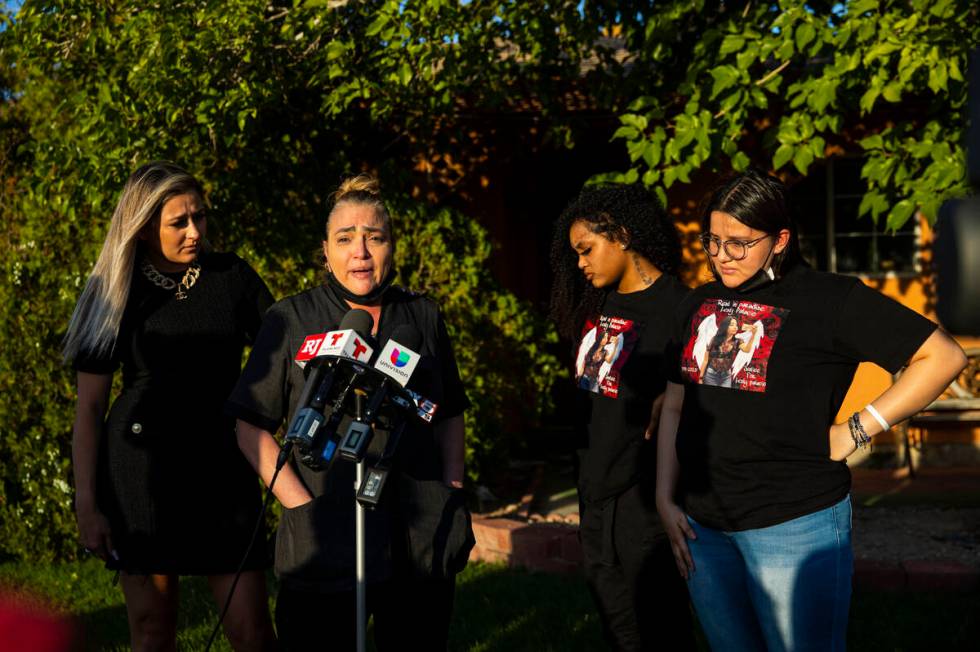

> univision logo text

[{"left": 375, "top": 341, "right": 419, "bottom": 386}]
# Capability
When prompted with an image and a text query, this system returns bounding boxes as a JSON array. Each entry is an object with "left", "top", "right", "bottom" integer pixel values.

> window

[{"left": 792, "top": 158, "right": 919, "bottom": 275}]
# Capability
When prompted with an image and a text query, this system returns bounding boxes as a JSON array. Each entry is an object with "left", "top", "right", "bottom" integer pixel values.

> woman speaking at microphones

[
  {"left": 226, "top": 175, "right": 473, "bottom": 651},
  {"left": 64, "top": 162, "right": 276, "bottom": 651},
  {"left": 549, "top": 184, "right": 696, "bottom": 651}
]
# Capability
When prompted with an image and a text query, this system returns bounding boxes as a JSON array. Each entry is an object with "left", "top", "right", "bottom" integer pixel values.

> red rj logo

[{"left": 300, "top": 338, "right": 322, "bottom": 355}]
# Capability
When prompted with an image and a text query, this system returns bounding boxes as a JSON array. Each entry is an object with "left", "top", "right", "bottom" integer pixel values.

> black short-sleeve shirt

[
  {"left": 225, "top": 283, "right": 470, "bottom": 591},
  {"left": 574, "top": 274, "right": 690, "bottom": 503},
  {"left": 665, "top": 264, "right": 937, "bottom": 531}
]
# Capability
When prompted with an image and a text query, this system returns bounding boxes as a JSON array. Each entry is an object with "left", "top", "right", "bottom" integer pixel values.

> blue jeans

[{"left": 685, "top": 495, "right": 853, "bottom": 652}]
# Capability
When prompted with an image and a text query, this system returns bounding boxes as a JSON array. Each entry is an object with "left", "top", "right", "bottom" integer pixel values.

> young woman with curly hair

[{"left": 550, "top": 184, "right": 695, "bottom": 651}]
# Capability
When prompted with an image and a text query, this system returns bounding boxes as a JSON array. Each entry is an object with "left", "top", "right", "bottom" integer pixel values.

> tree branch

[
  {"left": 755, "top": 59, "right": 790, "bottom": 86},
  {"left": 266, "top": 9, "right": 290, "bottom": 22}
]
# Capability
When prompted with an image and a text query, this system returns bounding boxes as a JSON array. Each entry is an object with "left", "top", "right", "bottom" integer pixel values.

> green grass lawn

[{"left": 1, "top": 558, "right": 977, "bottom": 651}]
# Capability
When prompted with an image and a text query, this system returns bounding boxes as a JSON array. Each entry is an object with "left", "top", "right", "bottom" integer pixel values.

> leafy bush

[{"left": 392, "top": 201, "right": 562, "bottom": 480}]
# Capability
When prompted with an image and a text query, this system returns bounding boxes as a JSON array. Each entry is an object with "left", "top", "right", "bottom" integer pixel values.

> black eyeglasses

[{"left": 699, "top": 233, "right": 771, "bottom": 261}]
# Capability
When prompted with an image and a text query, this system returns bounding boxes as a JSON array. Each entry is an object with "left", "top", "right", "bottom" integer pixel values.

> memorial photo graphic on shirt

[
  {"left": 575, "top": 315, "right": 640, "bottom": 398},
  {"left": 680, "top": 298, "right": 789, "bottom": 393}
]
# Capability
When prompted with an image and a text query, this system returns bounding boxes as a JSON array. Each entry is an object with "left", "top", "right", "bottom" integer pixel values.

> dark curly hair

[{"left": 549, "top": 183, "right": 681, "bottom": 341}]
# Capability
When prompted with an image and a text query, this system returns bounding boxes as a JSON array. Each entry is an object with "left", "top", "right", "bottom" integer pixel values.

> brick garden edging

[
  {"left": 472, "top": 515, "right": 980, "bottom": 592},
  {"left": 471, "top": 516, "right": 581, "bottom": 574},
  {"left": 855, "top": 558, "right": 980, "bottom": 593}
]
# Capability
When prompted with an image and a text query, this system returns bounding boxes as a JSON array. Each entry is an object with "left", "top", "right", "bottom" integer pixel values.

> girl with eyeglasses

[{"left": 656, "top": 169, "right": 966, "bottom": 650}]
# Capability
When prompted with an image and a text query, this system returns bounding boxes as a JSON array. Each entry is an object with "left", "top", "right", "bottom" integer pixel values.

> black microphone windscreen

[
  {"left": 340, "top": 309, "right": 374, "bottom": 337},
  {"left": 390, "top": 324, "right": 423, "bottom": 351}
]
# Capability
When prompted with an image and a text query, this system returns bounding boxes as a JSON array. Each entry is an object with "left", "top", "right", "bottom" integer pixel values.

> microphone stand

[{"left": 353, "top": 390, "right": 367, "bottom": 652}]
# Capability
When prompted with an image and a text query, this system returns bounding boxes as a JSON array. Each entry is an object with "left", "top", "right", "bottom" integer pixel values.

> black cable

[{"left": 204, "top": 441, "right": 293, "bottom": 651}]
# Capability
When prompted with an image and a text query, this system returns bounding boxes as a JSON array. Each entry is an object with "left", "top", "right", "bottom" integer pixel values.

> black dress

[{"left": 73, "top": 252, "right": 274, "bottom": 574}]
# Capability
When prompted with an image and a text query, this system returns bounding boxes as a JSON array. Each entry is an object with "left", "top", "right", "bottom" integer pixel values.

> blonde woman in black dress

[{"left": 64, "top": 162, "right": 276, "bottom": 651}]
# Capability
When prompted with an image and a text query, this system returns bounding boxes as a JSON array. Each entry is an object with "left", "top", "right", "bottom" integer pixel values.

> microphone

[
  {"left": 373, "top": 325, "right": 424, "bottom": 386},
  {"left": 296, "top": 310, "right": 375, "bottom": 367},
  {"left": 285, "top": 328, "right": 335, "bottom": 441},
  {"left": 281, "top": 310, "right": 375, "bottom": 469},
  {"left": 299, "top": 309, "right": 381, "bottom": 469},
  {"left": 338, "top": 324, "right": 423, "bottom": 463},
  {"left": 351, "top": 325, "right": 428, "bottom": 507},
  {"left": 287, "top": 308, "right": 374, "bottom": 424}
]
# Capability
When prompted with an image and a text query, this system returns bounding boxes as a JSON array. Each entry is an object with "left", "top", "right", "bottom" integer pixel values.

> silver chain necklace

[{"left": 140, "top": 259, "right": 201, "bottom": 300}]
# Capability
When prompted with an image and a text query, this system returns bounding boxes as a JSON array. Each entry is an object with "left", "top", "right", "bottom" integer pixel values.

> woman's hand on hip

[{"left": 657, "top": 499, "right": 697, "bottom": 580}]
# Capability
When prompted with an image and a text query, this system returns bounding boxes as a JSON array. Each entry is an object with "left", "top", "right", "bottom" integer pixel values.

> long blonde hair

[{"left": 62, "top": 162, "right": 206, "bottom": 362}]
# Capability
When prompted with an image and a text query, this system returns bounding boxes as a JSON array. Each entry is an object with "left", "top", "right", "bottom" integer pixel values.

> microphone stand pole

[{"left": 354, "top": 391, "right": 367, "bottom": 652}]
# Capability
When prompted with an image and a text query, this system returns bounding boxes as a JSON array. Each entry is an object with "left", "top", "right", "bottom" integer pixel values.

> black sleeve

[
  {"left": 225, "top": 307, "right": 292, "bottom": 433},
  {"left": 73, "top": 313, "right": 126, "bottom": 376},
  {"left": 832, "top": 279, "right": 938, "bottom": 374},
  {"left": 234, "top": 256, "right": 275, "bottom": 345},
  {"left": 664, "top": 292, "right": 697, "bottom": 385},
  {"left": 73, "top": 344, "right": 120, "bottom": 375},
  {"left": 432, "top": 312, "right": 470, "bottom": 421}
]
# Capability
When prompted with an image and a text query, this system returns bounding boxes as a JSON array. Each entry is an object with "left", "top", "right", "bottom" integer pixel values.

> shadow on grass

[
  {"left": 849, "top": 589, "right": 980, "bottom": 651},
  {"left": 451, "top": 562, "right": 604, "bottom": 652},
  {"left": 74, "top": 603, "right": 129, "bottom": 651}
]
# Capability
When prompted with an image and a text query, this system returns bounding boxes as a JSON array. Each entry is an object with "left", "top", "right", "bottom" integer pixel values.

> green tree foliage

[
  {"left": 392, "top": 201, "right": 563, "bottom": 476},
  {"left": 0, "top": 0, "right": 579, "bottom": 560},
  {"left": 601, "top": 0, "right": 978, "bottom": 229}
]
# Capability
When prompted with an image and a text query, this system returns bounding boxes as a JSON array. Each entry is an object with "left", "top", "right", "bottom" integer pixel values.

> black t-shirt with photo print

[
  {"left": 574, "top": 273, "right": 690, "bottom": 504},
  {"left": 665, "top": 263, "right": 937, "bottom": 531}
]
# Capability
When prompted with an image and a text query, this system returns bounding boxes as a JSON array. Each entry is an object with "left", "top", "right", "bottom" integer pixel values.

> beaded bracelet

[
  {"left": 848, "top": 412, "right": 872, "bottom": 450},
  {"left": 847, "top": 420, "right": 861, "bottom": 450},
  {"left": 847, "top": 416, "right": 862, "bottom": 450},
  {"left": 851, "top": 412, "right": 871, "bottom": 448}
]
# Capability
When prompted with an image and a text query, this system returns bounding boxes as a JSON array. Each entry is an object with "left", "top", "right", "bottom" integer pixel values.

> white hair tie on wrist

[{"left": 865, "top": 404, "right": 890, "bottom": 432}]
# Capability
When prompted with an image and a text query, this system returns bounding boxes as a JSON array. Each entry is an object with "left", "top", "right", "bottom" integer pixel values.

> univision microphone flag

[{"left": 374, "top": 340, "right": 421, "bottom": 386}]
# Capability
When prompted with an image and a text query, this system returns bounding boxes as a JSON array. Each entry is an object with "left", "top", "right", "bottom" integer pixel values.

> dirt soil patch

[{"left": 852, "top": 504, "right": 980, "bottom": 566}]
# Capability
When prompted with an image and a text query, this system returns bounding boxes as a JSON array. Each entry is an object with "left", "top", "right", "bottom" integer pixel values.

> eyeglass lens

[{"left": 701, "top": 236, "right": 748, "bottom": 260}]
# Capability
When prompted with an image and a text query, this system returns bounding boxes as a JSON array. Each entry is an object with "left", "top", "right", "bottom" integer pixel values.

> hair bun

[{"left": 334, "top": 174, "right": 381, "bottom": 203}]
